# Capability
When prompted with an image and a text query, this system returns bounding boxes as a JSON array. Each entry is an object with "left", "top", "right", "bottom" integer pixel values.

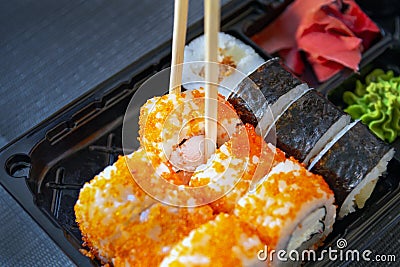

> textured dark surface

[
  {"left": 276, "top": 90, "right": 344, "bottom": 162},
  {"left": 0, "top": 0, "right": 215, "bottom": 266},
  {"left": 312, "top": 122, "right": 391, "bottom": 205},
  {"left": 0, "top": 185, "right": 74, "bottom": 266},
  {"left": 348, "top": 217, "right": 400, "bottom": 266},
  {"left": 0, "top": 0, "right": 212, "bottom": 147}
]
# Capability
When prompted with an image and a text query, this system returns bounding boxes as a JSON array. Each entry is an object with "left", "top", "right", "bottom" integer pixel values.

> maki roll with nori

[
  {"left": 239, "top": 58, "right": 303, "bottom": 105},
  {"left": 310, "top": 121, "right": 395, "bottom": 218},
  {"left": 275, "top": 90, "right": 351, "bottom": 164},
  {"left": 228, "top": 58, "right": 308, "bottom": 127}
]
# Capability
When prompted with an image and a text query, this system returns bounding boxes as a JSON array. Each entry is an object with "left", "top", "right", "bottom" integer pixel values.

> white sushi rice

[
  {"left": 286, "top": 207, "right": 326, "bottom": 252},
  {"left": 182, "top": 32, "right": 265, "bottom": 97}
]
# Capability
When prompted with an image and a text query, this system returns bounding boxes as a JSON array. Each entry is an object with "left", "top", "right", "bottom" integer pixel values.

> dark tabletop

[{"left": 0, "top": 0, "right": 219, "bottom": 265}]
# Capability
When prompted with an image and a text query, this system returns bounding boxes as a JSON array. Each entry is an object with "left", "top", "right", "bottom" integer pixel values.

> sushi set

[{"left": 1, "top": 0, "right": 400, "bottom": 266}]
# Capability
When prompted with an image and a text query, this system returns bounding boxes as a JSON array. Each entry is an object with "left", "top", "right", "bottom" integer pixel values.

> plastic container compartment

[
  {"left": 327, "top": 42, "right": 400, "bottom": 159},
  {"left": 316, "top": 40, "right": 400, "bottom": 267},
  {"left": 0, "top": 0, "right": 399, "bottom": 266},
  {"left": 244, "top": 0, "right": 393, "bottom": 91}
]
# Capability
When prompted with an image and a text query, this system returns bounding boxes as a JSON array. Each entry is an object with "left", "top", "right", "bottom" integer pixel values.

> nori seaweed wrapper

[
  {"left": 311, "top": 122, "right": 392, "bottom": 206},
  {"left": 228, "top": 58, "right": 302, "bottom": 126},
  {"left": 276, "top": 90, "right": 345, "bottom": 162}
]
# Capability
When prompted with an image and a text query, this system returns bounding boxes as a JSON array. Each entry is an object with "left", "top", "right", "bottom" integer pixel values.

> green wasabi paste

[{"left": 343, "top": 69, "right": 400, "bottom": 143}]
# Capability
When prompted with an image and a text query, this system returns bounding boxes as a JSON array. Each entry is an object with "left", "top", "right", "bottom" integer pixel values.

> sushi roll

[
  {"left": 75, "top": 121, "right": 286, "bottom": 264},
  {"left": 275, "top": 90, "right": 351, "bottom": 164},
  {"left": 135, "top": 88, "right": 287, "bottom": 208},
  {"left": 234, "top": 159, "right": 336, "bottom": 266},
  {"left": 138, "top": 88, "right": 241, "bottom": 184},
  {"left": 190, "top": 124, "right": 286, "bottom": 213},
  {"left": 160, "top": 213, "right": 265, "bottom": 267},
  {"left": 75, "top": 149, "right": 214, "bottom": 265},
  {"left": 74, "top": 150, "right": 157, "bottom": 262},
  {"left": 183, "top": 32, "right": 265, "bottom": 97},
  {"left": 111, "top": 203, "right": 213, "bottom": 267},
  {"left": 309, "top": 121, "right": 395, "bottom": 218},
  {"left": 228, "top": 58, "right": 309, "bottom": 129}
]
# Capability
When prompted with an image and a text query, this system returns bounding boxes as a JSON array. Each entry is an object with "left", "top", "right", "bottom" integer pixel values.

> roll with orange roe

[
  {"left": 137, "top": 88, "right": 285, "bottom": 210},
  {"left": 111, "top": 203, "right": 213, "bottom": 267},
  {"left": 74, "top": 149, "right": 214, "bottom": 266},
  {"left": 189, "top": 123, "right": 286, "bottom": 213},
  {"left": 74, "top": 150, "right": 156, "bottom": 263},
  {"left": 234, "top": 158, "right": 336, "bottom": 266},
  {"left": 160, "top": 213, "right": 265, "bottom": 267},
  {"left": 138, "top": 88, "right": 242, "bottom": 185}
]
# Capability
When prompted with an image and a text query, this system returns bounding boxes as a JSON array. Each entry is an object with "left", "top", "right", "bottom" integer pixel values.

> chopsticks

[
  {"left": 169, "top": 0, "right": 189, "bottom": 94},
  {"left": 204, "top": 0, "right": 220, "bottom": 159},
  {"left": 169, "top": 0, "right": 220, "bottom": 159}
]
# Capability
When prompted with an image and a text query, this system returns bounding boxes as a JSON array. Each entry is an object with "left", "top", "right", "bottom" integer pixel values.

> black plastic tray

[
  {"left": 0, "top": 1, "right": 399, "bottom": 266},
  {"left": 0, "top": 1, "right": 269, "bottom": 266}
]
